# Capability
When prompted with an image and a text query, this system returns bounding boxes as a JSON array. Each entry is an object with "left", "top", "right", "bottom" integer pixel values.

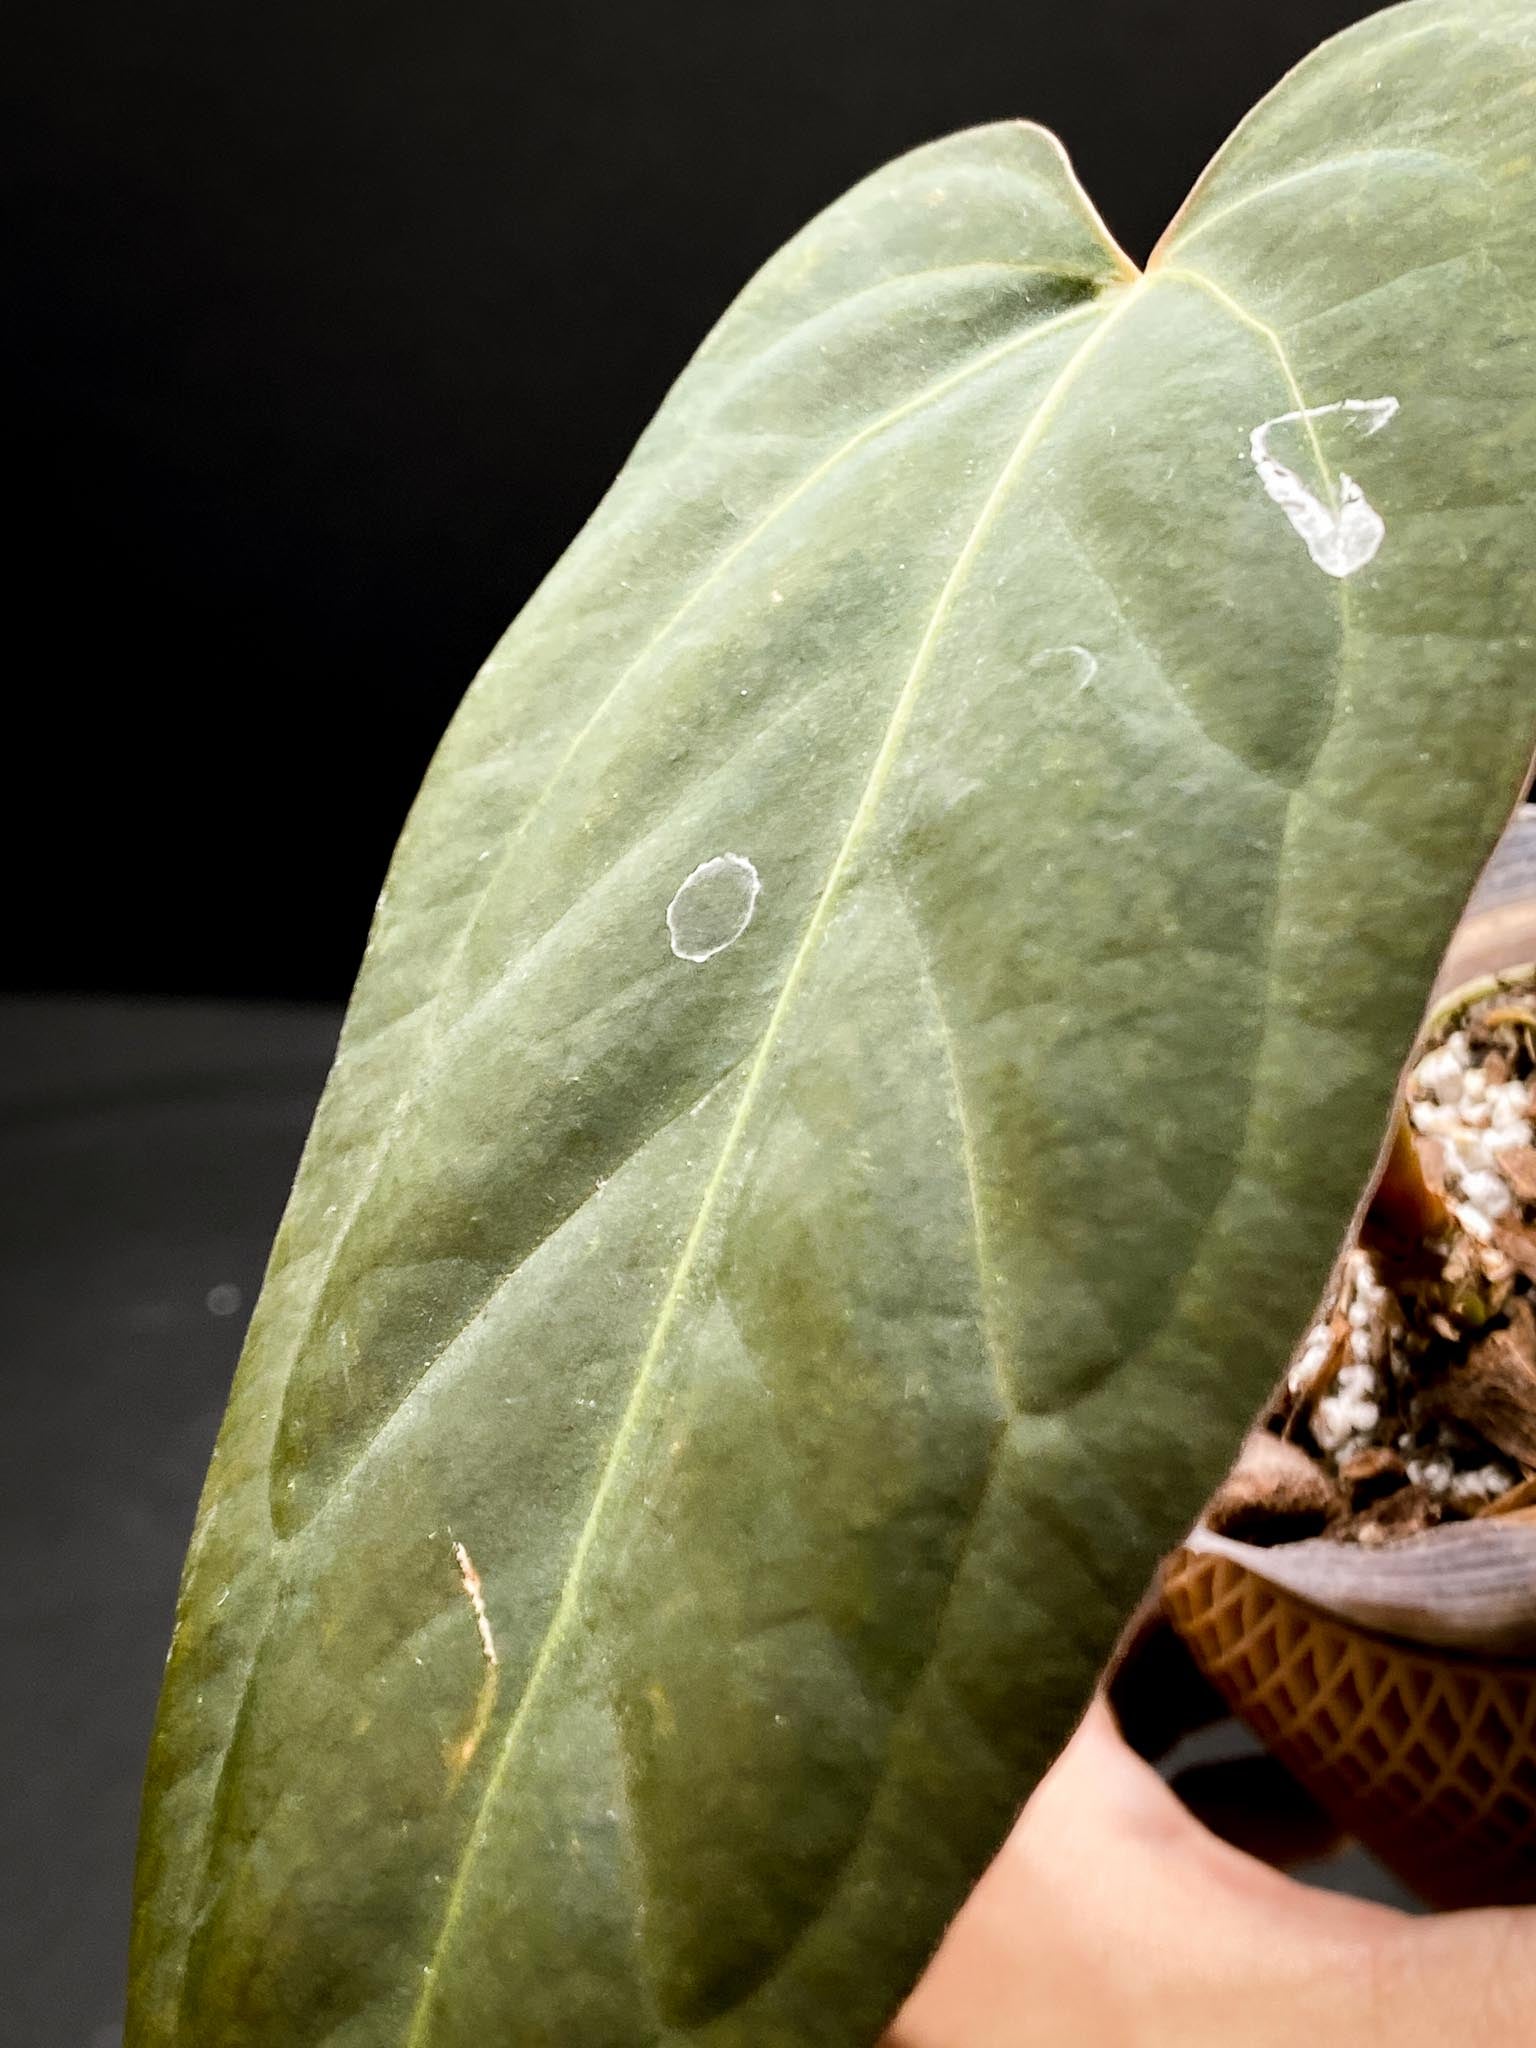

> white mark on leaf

[
  {"left": 1247, "top": 396, "right": 1398, "bottom": 578},
  {"left": 666, "top": 852, "right": 761, "bottom": 963},
  {"left": 1029, "top": 644, "right": 1097, "bottom": 689}
]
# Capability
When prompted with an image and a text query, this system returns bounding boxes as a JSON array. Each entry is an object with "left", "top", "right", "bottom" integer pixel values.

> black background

[{"left": 8, "top": 0, "right": 1382, "bottom": 1003}]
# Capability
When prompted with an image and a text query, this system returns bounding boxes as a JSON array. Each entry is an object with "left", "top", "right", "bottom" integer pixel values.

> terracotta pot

[
  {"left": 1163, "top": 806, "right": 1536, "bottom": 1909},
  {"left": 1161, "top": 1539, "right": 1536, "bottom": 1908}
]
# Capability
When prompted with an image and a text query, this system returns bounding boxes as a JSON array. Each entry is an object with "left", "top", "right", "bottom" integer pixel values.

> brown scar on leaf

[{"left": 448, "top": 1540, "right": 499, "bottom": 1784}]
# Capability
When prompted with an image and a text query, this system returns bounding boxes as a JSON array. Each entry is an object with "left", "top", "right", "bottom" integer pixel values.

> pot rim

[{"left": 1180, "top": 1514, "right": 1536, "bottom": 1659}]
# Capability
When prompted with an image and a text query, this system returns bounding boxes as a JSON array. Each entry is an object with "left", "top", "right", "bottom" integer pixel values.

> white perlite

[
  {"left": 1247, "top": 396, "right": 1398, "bottom": 578},
  {"left": 666, "top": 852, "right": 761, "bottom": 963},
  {"left": 1410, "top": 1029, "right": 1533, "bottom": 1242},
  {"left": 1301, "top": 1249, "right": 1391, "bottom": 1458},
  {"left": 1449, "top": 1462, "right": 1517, "bottom": 1507}
]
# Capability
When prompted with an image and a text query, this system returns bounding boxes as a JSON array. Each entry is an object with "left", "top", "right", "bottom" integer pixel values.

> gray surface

[
  {"left": 1158, "top": 1720, "right": 1422, "bottom": 1912},
  {"left": 0, "top": 999, "right": 341, "bottom": 2047}
]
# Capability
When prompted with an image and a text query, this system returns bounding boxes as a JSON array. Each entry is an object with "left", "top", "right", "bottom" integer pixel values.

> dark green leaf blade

[{"left": 130, "top": 7, "right": 1536, "bottom": 2044}]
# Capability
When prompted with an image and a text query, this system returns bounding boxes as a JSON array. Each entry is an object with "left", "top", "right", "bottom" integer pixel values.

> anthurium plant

[{"left": 128, "top": 4, "right": 1536, "bottom": 2043}]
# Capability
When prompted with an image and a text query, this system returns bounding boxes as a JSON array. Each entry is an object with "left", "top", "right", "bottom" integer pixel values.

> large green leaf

[{"left": 129, "top": 4, "right": 1536, "bottom": 2042}]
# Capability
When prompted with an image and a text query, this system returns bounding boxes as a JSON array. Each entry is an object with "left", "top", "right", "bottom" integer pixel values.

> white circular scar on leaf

[
  {"left": 1029, "top": 644, "right": 1097, "bottom": 688},
  {"left": 666, "top": 853, "right": 761, "bottom": 963}
]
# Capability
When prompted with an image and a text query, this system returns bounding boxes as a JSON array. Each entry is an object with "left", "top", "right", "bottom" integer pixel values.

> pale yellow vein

[{"left": 399, "top": 272, "right": 1145, "bottom": 2048}]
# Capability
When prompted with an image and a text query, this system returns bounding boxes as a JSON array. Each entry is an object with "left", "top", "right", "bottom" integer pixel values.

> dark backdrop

[{"left": 8, "top": 0, "right": 1379, "bottom": 1002}]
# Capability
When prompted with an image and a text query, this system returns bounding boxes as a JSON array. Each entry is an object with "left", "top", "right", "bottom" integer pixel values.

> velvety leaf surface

[{"left": 129, "top": 4, "right": 1536, "bottom": 2043}]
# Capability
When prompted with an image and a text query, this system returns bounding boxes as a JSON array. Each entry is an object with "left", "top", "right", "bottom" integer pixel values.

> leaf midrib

[
  {"left": 398, "top": 269, "right": 1154, "bottom": 2047},
  {"left": 286, "top": 287, "right": 1112, "bottom": 1525},
  {"left": 151, "top": 271, "right": 1138, "bottom": 2047},
  {"left": 349, "top": 258, "right": 1340, "bottom": 1556}
]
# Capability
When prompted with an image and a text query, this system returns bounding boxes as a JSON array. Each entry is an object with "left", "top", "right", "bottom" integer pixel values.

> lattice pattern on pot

[{"left": 1162, "top": 1547, "right": 1536, "bottom": 1908}]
